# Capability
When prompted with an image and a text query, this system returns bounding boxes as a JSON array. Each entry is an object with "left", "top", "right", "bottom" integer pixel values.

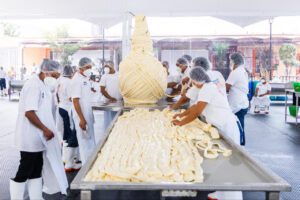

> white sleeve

[
  {"left": 226, "top": 70, "right": 238, "bottom": 85},
  {"left": 23, "top": 85, "right": 40, "bottom": 112},
  {"left": 70, "top": 78, "right": 82, "bottom": 99},
  {"left": 267, "top": 84, "right": 271, "bottom": 91},
  {"left": 197, "top": 84, "right": 214, "bottom": 104},
  {"left": 99, "top": 75, "right": 107, "bottom": 87}
]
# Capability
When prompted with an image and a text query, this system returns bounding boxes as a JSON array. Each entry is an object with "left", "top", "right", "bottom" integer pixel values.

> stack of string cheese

[
  {"left": 119, "top": 15, "right": 167, "bottom": 104},
  {"left": 85, "top": 109, "right": 232, "bottom": 183}
]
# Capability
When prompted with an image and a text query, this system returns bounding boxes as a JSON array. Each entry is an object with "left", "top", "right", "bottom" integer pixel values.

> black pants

[
  {"left": 14, "top": 151, "right": 43, "bottom": 183},
  {"left": 0, "top": 78, "right": 6, "bottom": 90},
  {"left": 59, "top": 108, "right": 78, "bottom": 147},
  {"left": 293, "top": 93, "right": 300, "bottom": 106},
  {"left": 235, "top": 108, "right": 248, "bottom": 146}
]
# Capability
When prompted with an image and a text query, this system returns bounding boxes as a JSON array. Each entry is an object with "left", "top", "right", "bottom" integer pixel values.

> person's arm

[
  {"left": 172, "top": 102, "right": 207, "bottom": 126},
  {"left": 255, "top": 87, "right": 259, "bottom": 97},
  {"left": 25, "top": 111, "right": 54, "bottom": 140},
  {"left": 169, "top": 95, "right": 189, "bottom": 110},
  {"left": 167, "top": 82, "right": 177, "bottom": 88},
  {"left": 100, "top": 86, "right": 117, "bottom": 102},
  {"left": 73, "top": 98, "right": 87, "bottom": 130}
]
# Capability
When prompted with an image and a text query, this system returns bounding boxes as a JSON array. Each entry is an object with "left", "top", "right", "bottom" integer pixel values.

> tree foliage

[{"left": 0, "top": 22, "right": 20, "bottom": 37}]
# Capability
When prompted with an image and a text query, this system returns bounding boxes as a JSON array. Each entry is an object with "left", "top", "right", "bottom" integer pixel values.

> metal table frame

[
  {"left": 72, "top": 106, "right": 291, "bottom": 200},
  {"left": 285, "top": 89, "right": 300, "bottom": 125}
]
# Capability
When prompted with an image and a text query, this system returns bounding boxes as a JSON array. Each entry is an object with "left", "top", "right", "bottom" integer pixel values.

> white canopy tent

[{"left": 0, "top": 0, "right": 300, "bottom": 27}]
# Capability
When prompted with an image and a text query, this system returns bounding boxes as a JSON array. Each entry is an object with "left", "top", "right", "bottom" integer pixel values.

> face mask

[
  {"left": 176, "top": 67, "right": 182, "bottom": 74},
  {"left": 83, "top": 69, "right": 93, "bottom": 77},
  {"left": 261, "top": 79, "right": 266, "bottom": 84},
  {"left": 104, "top": 68, "right": 110, "bottom": 74},
  {"left": 44, "top": 77, "right": 57, "bottom": 92}
]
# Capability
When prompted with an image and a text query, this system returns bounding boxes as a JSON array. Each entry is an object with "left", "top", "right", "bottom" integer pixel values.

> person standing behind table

[
  {"left": 11, "top": 59, "right": 68, "bottom": 200},
  {"left": 171, "top": 67, "right": 243, "bottom": 200},
  {"left": 226, "top": 52, "right": 249, "bottom": 146},
  {"left": 175, "top": 57, "right": 191, "bottom": 95},
  {"left": 0, "top": 66, "right": 7, "bottom": 96},
  {"left": 252, "top": 77, "right": 271, "bottom": 114},
  {"left": 162, "top": 61, "right": 179, "bottom": 98},
  {"left": 57, "top": 65, "right": 81, "bottom": 172},
  {"left": 71, "top": 57, "right": 96, "bottom": 164},
  {"left": 100, "top": 61, "right": 122, "bottom": 130}
]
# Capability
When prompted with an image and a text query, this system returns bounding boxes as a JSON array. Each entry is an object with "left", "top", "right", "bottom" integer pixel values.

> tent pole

[{"left": 269, "top": 18, "right": 273, "bottom": 80}]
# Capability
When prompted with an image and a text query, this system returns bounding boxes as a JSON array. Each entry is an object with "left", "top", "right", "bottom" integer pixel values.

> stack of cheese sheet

[{"left": 85, "top": 109, "right": 232, "bottom": 183}]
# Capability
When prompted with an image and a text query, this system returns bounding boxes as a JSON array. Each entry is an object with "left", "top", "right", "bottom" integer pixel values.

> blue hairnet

[
  {"left": 40, "top": 59, "right": 61, "bottom": 72},
  {"left": 176, "top": 57, "right": 188, "bottom": 66},
  {"left": 63, "top": 65, "right": 74, "bottom": 77},
  {"left": 182, "top": 54, "right": 192, "bottom": 63},
  {"left": 190, "top": 67, "right": 211, "bottom": 83},
  {"left": 193, "top": 57, "right": 210, "bottom": 71},
  {"left": 230, "top": 53, "right": 244, "bottom": 66},
  {"left": 79, "top": 57, "right": 92, "bottom": 68}
]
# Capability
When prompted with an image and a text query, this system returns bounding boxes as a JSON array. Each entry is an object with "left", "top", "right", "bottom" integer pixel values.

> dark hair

[{"left": 193, "top": 57, "right": 210, "bottom": 71}]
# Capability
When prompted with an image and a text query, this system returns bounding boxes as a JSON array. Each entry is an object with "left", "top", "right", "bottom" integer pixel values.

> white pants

[{"left": 252, "top": 96, "right": 270, "bottom": 108}]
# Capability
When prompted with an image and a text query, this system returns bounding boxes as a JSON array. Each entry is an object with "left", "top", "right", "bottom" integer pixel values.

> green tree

[
  {"left": 1, "top": 22, "right": 20, "bottom": 37},
  {"left": 45, "top": 25, "right": 81, "bottom": 66},
  {"left": 279, "top": 44, "right": 299, "bottom": 79},
  {"left": 212, "top": 42, "right": 229, "bottom": 78}
]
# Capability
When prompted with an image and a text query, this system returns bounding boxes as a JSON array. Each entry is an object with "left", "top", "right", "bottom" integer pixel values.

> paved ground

[{"left": 0, "top": 97, "right": 299, "bottom": 200}]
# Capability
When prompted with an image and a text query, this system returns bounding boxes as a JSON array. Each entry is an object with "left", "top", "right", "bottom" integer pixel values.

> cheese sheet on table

[{"left": 85, "top": 108, "right": 232, "bottom": 183}]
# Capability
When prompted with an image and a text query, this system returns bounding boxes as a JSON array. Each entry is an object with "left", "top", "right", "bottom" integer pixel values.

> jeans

[
  {"left": 59, "top": 108, "right": 78, "bottom": 147},
  {"left": 235, "top": 108, "right": 248, "bottom": 146},
  {"left": 14, "top": 151, "right": 43, "bottom": 182}
]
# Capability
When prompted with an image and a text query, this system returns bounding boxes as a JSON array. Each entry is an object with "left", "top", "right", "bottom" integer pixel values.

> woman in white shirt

[
  {"left": 226, "top": 53, "right": 249, "bottom": 146},
  {"left": 252, "top": 78, "right": 271, "bottom": 114},
  {"left": 58, "top": 65, "right": 81, "bottom": 172},
  {"left": 172, "top": 67, "right": 243, "bottom": 200},
  {"left": 100, "top": 62, "right": 122, "bottom": 130}
]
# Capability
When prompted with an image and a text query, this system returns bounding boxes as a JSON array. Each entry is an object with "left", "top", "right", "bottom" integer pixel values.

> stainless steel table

[
  {"left": 72, "top": 109, "right": 291, "bottom": 200},
  {"left": 285, "top": 89, "right": 300, "bottom": 125}
]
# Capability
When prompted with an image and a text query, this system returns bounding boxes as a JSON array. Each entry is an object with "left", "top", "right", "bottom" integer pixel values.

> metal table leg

[
  {"left": 296, "top": 93, "right": 299, "bottom": 125},
  {"left": 266, "top": 192, "right": 280, "bottom": 200},
  {"left": 285, "top": 91, "right": 288, "bottom": 123},
  {"left": 81, "top": 190, "right": 92, "bottom": 200}
]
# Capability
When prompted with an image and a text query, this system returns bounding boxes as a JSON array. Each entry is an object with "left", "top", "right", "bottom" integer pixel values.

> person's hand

[
  {"left": 43, "top": 128, "right": 55, "bottom": 141},
  {"left": 173, "top": 113, "right": 182, "bottom": 119},
  {"left": 182, "top": 77, "right": 190, "bottom": 85},
  {"left": 109, "top": 98, "right": 117, "bottom": 103},
  {"left": 169, "top": 103, "right": 178, "bottom": 110},
  {"left": 172, "top": 119, "right": 182, "bottom": 126},
  {"left": 259, "top": 94, "right": 264, "bottom": 97},
  {"left": 79, "top": 119, "right": 87, "bottom": 130}
]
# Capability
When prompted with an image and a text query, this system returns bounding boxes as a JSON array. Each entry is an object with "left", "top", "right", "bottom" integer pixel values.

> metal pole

[
  {"left": 269, "top": 18, "right": 273, "bottom": 80},
  {"left": 102, "top": 27, "right": 105, "bottom": 67}
]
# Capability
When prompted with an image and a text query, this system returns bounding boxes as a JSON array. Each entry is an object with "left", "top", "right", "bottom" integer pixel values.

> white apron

[
  {"left": 37, "top": 88, "right": 68, "bottom": 195},
  {"left": 72, "top": 91, "right": 96, "bottom": 164}
]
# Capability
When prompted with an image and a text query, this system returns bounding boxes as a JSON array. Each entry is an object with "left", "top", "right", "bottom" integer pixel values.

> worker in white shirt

[
  {"left": 100, "top": 61, "right": 122, "bottom": 130},
  {"left": 226, "top": 52, "right": 249, "bottom": 146},
  {"left": 170, "top": 57, "right": 226, "bottom": 109},
  {"left": 11, "top": 59, "right": 68, "bottom": 200},
  {"left": 57, "top": 65, "right": 81, "bottom": 172},
  {"left": 0, "top": 66, "right": 7, "bottom": 96},
  {"left": 176, "top": 57, "right": 191, "bottom": 86},
  {"left": 71, "top": 57, "right": 96, "bottom": 164},
  {"left": 252, "top": 78, "right": 271, "bottom": 114},
  {"left": 172, "top": 67, "right": 243, "bottom": 200},
  {"left": 162, "top": 61, "right": 179, "bottom": 98}
]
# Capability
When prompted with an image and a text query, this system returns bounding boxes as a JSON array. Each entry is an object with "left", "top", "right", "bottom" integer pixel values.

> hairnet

[
  {"left": 40, "top": 59, "right": 61, "bottom": 72},
  {"left": 79, "top": 57, "right": 93, "bottom": 68},
  {"left": 63, "top": 65, "right": 74, "bottom": 77},
  {"left": 230, "top": 53, "right": 244, "bottom": 66},
  {"left": 193, "top": 57, "right": 210, "bottom": 71},
  {"left": 190, "top": 67, "right": 211, "bottom": 83},
  {"left": 176, "top": 57, "right": 188, "bottom": 66},
  {"left": 182, "top": 54, "right": 192, "bottom": 63},
  {"left": 162, "top": 61, "right": 169, "bottom": 68}
]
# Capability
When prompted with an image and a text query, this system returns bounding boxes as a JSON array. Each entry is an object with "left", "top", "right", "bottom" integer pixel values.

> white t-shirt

[
  {"left": 70, "top": 72, "right": 94, "bottom": 123},
  {"left": 256, "top": 82, "right": 271, "bottom": 96},
  {"left": 226, "top": 67, "right": 249, "bottom": 113},
  {"left": 100, "top": 73, "right": 122, "bottom": 103},
  {"left": 57, "top": 77, "right": 72, "bottom": 111},
  {"left": 15, "top": 75, "right": 50, "bottom": 152},
  {"left": 186, "top": 70, "right": 226, "bottom": 105},
  {"left": 0, "top": 69, "right": 6, "bottom": 78},
  {"left": 197, "top": 83, "right": 234, "bottom": 129},
  {"left": 166, "top": 74, "right": 179, "bottom": 95}
]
